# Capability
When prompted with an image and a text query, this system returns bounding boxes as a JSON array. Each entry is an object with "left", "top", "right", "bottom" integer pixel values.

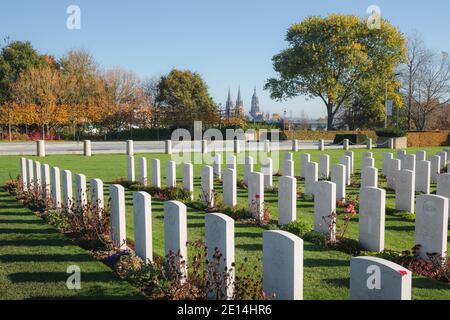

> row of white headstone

[
  {"left": 34, "top": 136, "right": 373, "bottom": 158},
  {"left": 19, "top": 156, "right": 414, "bottom": 300},
  {"left": 107, "top": 185, "right": 412, "bottom": 300},
  {"left": 19, "top": 157, "right": 104, "bottom": 212}
]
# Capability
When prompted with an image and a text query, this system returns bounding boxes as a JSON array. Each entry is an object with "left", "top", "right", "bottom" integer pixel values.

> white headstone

[
  {"left": 284, "top": 152, "right": 293, "bottom": 161},
  {"left": 282, "top": 159, "right": 294, "bottom": 177},
  {"left": 314, "top": 181, "right": 336, "bottom": 236},
  {"left": 263, "top": 230, "right": 303, "bottom": 300},
  {"left": 415, "top": 194, "right": 448, "bottom": 260},
  {"left": 264, "top": 140, "right": 271, "bottom": 153},
  {"left": 90, "top": 178, "right": 104, "bottom": 211},
  {"left": 75, "top": 173, "right": 87, "bottom": 210},
  {"left": 350, "top": 256, "right": 411, "bottom": 300},
  {"left": 205, "top": 213, "right": 235, "bottom": 299},
  {"left": 133, "top": 191, "right": 153, "bottom": 263},
  {"left": 318, "top": 139, "right": 325, "bottom": 151},
  {"left": 201, "top": 139, "right": 208, "bottom": 154},
  {"left": 387, "top": 159, "right": 400, "bottom": 190},
  {"left": 292, "top": 139, "right": 299, "bottom": 152},
  {"left": 84, "top": 140, "right": 92, "bottom": 156},
  {"left": 41, "top": 163, "right": 51, "bottom": 199},
  {"left": 397, "top": 150, "right": 406, "bottom": 161},
  {"left": 359, "top": 187, "right": 385, "bottom": 251},
  {"left": 138, "top": 157, "right": 147, "bottom": 185},
  {"left": 26, "top": 159, "right": 34, "bottom": 190},
  {"left": 20, "top": 158, "right": 28, "bottom": 191},
  {"left": 151, "top": 159, "right": 161, "bottom": 188},
  {"left": 415, "top": 160, "right": 430, "bottom": 194},
  {"left": 362, "top": 157, "right": 375, "bottom": 169},
  {"left": 339, "top": 155, "right": 351, "bottom": 186},
  {"left": 382, "top": 153, "right": 393, "bottom": 176},
  {"left": 343, "top": 139, "right": 349, "bottom": 150},
  {"left": 304, "top": 162, "right": 318, "bottom": 195},
  {"left": 50, "top": 167, "right": 61, "bottom": 209},
  {"left": 248, "top": 172, "right": 264, "bottom": 220},
  {"left": 227, "top": 155, "right": 236, "bottom": 171},
  {"left": 331, "top": 164, "right": 346, "bottom": 201},
  {"left": 416, "top": 150, "right": 426, "bottom": 162},
  {"left": 278, "top": 176, "right": 297, "bottom": 226},
  {"left": 388, "top": 138, "right": 394, "bottom": 149},
  {"left": 37, "top": 140, "right": 45, "bottom": 157},
  {"left": 201, "top": 165, "right": 214, "bottom": 206},
  {"left": 345, "top": 151, "right": 354, "bottom": 174},
  {"left": 319, "top": 154, "right": 330, "bottom": 179},
  {"left": 164, "top": 200, "right": 188, "bottom": 279},
  {"left": 223, "top": 168, "right": 237, "bottom": 207},
  {"left": 244, "top": 156, "right": 254, "bottom": 185},
  {"left": 367, "top": 138, "right": 373, "bottom": 150},
  {"left": 402, "top": 154, "right": 416, "bottom": 172},
  {"left": 165, "top": 140, "right": 172, "bottom": 154},
  {"left": 300, "top": 154, "right": 310, "bottom": 178},
  {"left": 62, "top": 170, "right": 73, "bottom": 210},
  {"left": 182, "top": 163, "right": 194, "bottom": 200},
  {"left": 166, "top": 160, "right": 176, "bottom": 188},
  {"left": 233, "top": 139, "right": 241, "bottom": 154},
  {"left": 213, "top": 154, "right": 222, "bottom": 179},
  {"left": 429, "top": 155, "right": 440, "bottom": 183},
  {"left": 395, "top": 170, "right": 415, "bottom": 213},
  {"left": 109, "top": 184, "right": 127, "bottom": 248},
  {"left": 127, "top": 155, "right": 135, "bottom": 182},
  {"left": 437, "top": 151, "right": 447, "bottom": 170},
  {"left": 436, "top": 173, "right": 450, "bottom": 220},
  {"left": 261, "top": 157, "right": 273, "bottom": 188},
  {"left": 33, "top": 161, "right": 42, "bottom": 192},
  {"left": 363, "top": 152, "right": 373, "bottom": 159},
  {"left": 361, "top": 166, "right": 378, "bottom": 188},
  {"left": 126, "top": 140, "right": 134, "bottom": 156}
]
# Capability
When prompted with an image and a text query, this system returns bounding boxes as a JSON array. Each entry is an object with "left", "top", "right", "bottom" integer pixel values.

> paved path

[{"left": 0, "top": 140, "right": 366, "bottom": 155}]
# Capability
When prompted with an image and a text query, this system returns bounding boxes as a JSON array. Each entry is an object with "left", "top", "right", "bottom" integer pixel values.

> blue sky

[{"left": 0, "top": 0, "right": 448, "bottom": 118}]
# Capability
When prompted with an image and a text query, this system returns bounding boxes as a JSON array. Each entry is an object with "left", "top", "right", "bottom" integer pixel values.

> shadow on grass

[
  {"left": 324, "top": 277, "right": 350, "bottom": 288},
  {"left": 8, "top": 271, "right": 122, "bottom": 283},
  {"left": 412, "top": 277, "right": 450, "bottom": 290},
  {"left": 0, "top": 228, "right": 58, "bottom": 234},
  {"left": 236, "top": 243, "right": 262, "bottom": 251},
  {"left": 0, "top": 253, "right": 94, "bottom": 263},
  {"left": 304, "top": 259, "right": 349, "bottom": 268},
  {"left": 0, "top": 239, "right": 71, "bottom": 247}
]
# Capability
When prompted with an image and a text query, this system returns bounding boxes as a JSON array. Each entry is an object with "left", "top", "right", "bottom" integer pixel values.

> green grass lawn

[
  {"left": 0, "top": 189, "right": 143, "bottom": 299},
  {"left": 0, "top": 146, "right": 449, "bottom": 299}
]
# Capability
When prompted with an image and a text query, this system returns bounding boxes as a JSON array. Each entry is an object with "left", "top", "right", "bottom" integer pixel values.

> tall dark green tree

[
  {"left": 0, "top": 41, "right": 46, "bottom": 102},
  {"left": 156, "top": 69, "right": 219, "bottom": 128}
]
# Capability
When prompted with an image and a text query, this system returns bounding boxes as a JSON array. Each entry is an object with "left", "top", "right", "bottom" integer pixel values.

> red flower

[
  {"left": 255, "top": 194, "right": 261, "bottom": 199},
  {"left": 398, "top": 270, "right": 408, "bottom": 276}
]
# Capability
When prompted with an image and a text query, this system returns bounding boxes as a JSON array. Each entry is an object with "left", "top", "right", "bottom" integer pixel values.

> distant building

[
  {"left": 249, "top": 87, "right": 264, "bottom": 121},
  {"left": 225, "top": 87, "right": 244, "bottom": 118},
  {"left": 224, "top": 87, "right": 267, "bottom": 121}
]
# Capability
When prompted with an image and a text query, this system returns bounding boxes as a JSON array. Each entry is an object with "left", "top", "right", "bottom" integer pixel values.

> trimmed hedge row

[
  {"left": 406, "top": 131, "right": 450, "bottom": 147},
  {"left": 281, "top": 130, "right": 450, "bottom": 147},
  {"left": 281, "top": 130, "right": 377, "bottom": 141}
]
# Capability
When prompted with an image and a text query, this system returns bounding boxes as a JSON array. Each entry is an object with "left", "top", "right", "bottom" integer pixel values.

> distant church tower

[
  {"left": 235, "top": 86, "right": 244, "bottom": 117},
  {"left": 250, "top": 87, "right": 263, "bottom": 121},
  {"left": 225, "top": 88, "right": 234, "bottom": 118}
]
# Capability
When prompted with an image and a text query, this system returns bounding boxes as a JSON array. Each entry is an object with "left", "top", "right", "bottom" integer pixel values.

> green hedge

[{"left": 375, "top": 128, "right": 406, "bottom": 138}]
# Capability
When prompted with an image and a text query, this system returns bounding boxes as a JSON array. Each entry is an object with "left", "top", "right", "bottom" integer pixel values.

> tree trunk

[
  {"left": 42, "top": 125, "right": 45, "bottom": 140},
  {"left": 327, "top": 104, "right": 334, "bottom": 131}
]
